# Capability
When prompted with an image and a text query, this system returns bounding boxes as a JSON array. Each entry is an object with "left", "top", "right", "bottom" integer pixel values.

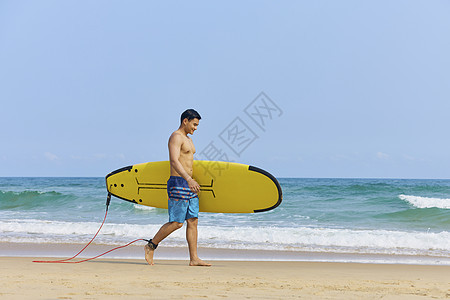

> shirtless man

[{"left": 144, "top": 109, "right": 211, "bottom": 267}]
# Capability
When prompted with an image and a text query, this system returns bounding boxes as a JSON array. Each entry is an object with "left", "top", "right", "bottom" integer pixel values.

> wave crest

[{"left": 399, "top": 194, "right": 450, "bottom": 209}]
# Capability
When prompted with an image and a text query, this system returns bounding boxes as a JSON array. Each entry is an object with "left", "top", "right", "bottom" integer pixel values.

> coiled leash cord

[{"left": 33, "top": 193, "right": 149, "bottom": 264}]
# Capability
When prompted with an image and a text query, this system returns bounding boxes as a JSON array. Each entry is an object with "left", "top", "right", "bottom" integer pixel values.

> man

[{"left": 144, "top": 109, "right": 211, "bottom": 266}]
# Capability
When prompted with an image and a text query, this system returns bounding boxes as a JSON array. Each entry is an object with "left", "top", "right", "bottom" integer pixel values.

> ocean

[{"left": 1, "top": 177, "right": 449, "bottom": 264}]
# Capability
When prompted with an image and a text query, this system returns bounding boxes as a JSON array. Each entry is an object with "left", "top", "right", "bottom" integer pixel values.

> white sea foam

[
  {"left": 399, "top": 194, "right": 450, "bottom": 209},
  {"left": 132, "top": 204, "right": 157, "bottom": 211},
  {"left": 1, "top": 219, "right": 449, "bottom": 258}
]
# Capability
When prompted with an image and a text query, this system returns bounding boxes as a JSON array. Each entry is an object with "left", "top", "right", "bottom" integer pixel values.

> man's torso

[{"left": 170, "top": 131, "right": 195, "bottom": 177}]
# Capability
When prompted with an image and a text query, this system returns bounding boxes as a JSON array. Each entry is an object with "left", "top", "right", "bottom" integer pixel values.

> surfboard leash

[{"left": 32, "top": 193, "right": 148, "bottom": 264}]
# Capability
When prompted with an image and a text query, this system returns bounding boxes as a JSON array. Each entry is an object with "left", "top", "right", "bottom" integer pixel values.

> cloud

[
  {"left": 403, "top": 154, "right": 415, "bottom": 161},
  {"left": 376, "top": 152, "right": 390, "bottom": 160},
  {"left": 44, "top": 152, "right": 59, "bottom": 161}
]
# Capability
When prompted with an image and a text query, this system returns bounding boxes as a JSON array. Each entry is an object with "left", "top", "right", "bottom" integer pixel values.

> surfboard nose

[{"left": 248, "top": 165, "right": 283, "bottom": 212}]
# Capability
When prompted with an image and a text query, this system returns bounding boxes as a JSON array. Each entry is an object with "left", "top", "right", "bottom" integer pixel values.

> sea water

[{"left": 0, "top": 177, "right": 449, "bottom": 264}]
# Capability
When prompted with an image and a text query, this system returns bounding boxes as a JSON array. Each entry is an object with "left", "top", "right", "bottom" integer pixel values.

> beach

[
  {"left": 1, "top": 255, "right": 449, "bottom": 299},
  {"left": 1, "top": 177, "right": 449, "bottom": 265},
  {"left": 1, "top": 177, "right": 449, "bottom": 298}
]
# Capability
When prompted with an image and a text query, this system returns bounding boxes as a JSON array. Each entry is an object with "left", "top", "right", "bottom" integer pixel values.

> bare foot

[
  {"left": 144, "top": 244, "right": 155, "bottom": 265},
  {"left": 189, "top": 258, "right": 211, "bottom": 267}
]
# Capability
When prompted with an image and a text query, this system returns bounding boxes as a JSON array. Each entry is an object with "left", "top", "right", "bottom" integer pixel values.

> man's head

[{"left": 180, "top": 109, "right": 201, "bottom": 135}]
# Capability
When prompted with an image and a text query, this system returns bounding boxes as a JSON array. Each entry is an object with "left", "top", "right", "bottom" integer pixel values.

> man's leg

[
  {"left": 144, "top": 221, "right": 183, "bottom": 265},
  {"left": 186, "top": 217, "right": 211, "bottom": 266}
]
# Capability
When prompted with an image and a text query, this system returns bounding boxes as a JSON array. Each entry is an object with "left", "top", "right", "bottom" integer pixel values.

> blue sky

[{"left": 1, "top": 1, "right": 449, "bottom": 178}]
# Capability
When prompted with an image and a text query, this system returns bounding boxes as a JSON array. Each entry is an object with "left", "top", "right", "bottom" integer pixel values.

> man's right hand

[{"left": 188, "top": 178, "right": 200, "bottom": 194}]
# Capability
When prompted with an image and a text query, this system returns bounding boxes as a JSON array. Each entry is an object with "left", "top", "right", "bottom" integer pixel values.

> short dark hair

[{"left": 180, "top": 109, "right": 201, "bottom": 124}]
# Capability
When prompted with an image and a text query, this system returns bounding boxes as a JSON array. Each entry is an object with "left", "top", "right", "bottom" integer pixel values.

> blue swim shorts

[{"left": 167, "top": 176, "right": 199, "bottom": 223}]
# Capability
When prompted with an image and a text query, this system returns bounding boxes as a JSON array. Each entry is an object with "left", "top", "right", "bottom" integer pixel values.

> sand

[{"left": 1, "top": 256, "right": 449, "bottom": 299}]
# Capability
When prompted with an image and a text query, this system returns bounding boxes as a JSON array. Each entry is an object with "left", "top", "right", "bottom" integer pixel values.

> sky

[{"left": 1, "top": 1, "right": 449, "bottom": 178}]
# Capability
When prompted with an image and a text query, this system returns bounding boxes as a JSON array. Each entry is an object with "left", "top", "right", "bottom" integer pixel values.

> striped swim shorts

[{"left": 167, "top": 176, "right": 199, "bottom": 223}]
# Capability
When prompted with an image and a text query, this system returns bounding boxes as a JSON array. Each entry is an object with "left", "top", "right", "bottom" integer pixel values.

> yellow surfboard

[{"left": 105, "top": 161, "right": 282, "bottom": 213}]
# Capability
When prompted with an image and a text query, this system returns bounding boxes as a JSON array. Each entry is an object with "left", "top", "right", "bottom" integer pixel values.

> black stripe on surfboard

[
  {"left": 105, "top": 165, "right": 135, "bottom": 203},
  {"left": 105, "top": 165, "right": 133, "bottom": 179},
  {"left": 248, "top": 165, "right": 283, "bottom": 213}
]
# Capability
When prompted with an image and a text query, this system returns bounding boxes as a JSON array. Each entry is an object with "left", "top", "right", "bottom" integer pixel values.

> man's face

[{"left": 186, "top": 118, "right": 199, "bottom": 135}]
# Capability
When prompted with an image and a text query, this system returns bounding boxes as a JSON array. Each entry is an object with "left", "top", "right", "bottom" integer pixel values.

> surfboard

[{"left": 105, "top": 161, "right": 282, "bottom": 213}]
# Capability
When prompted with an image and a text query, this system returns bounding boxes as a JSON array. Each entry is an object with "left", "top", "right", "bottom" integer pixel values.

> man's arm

[{"left": 168, "top": 133, "right": 200, "bottom": 193}]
